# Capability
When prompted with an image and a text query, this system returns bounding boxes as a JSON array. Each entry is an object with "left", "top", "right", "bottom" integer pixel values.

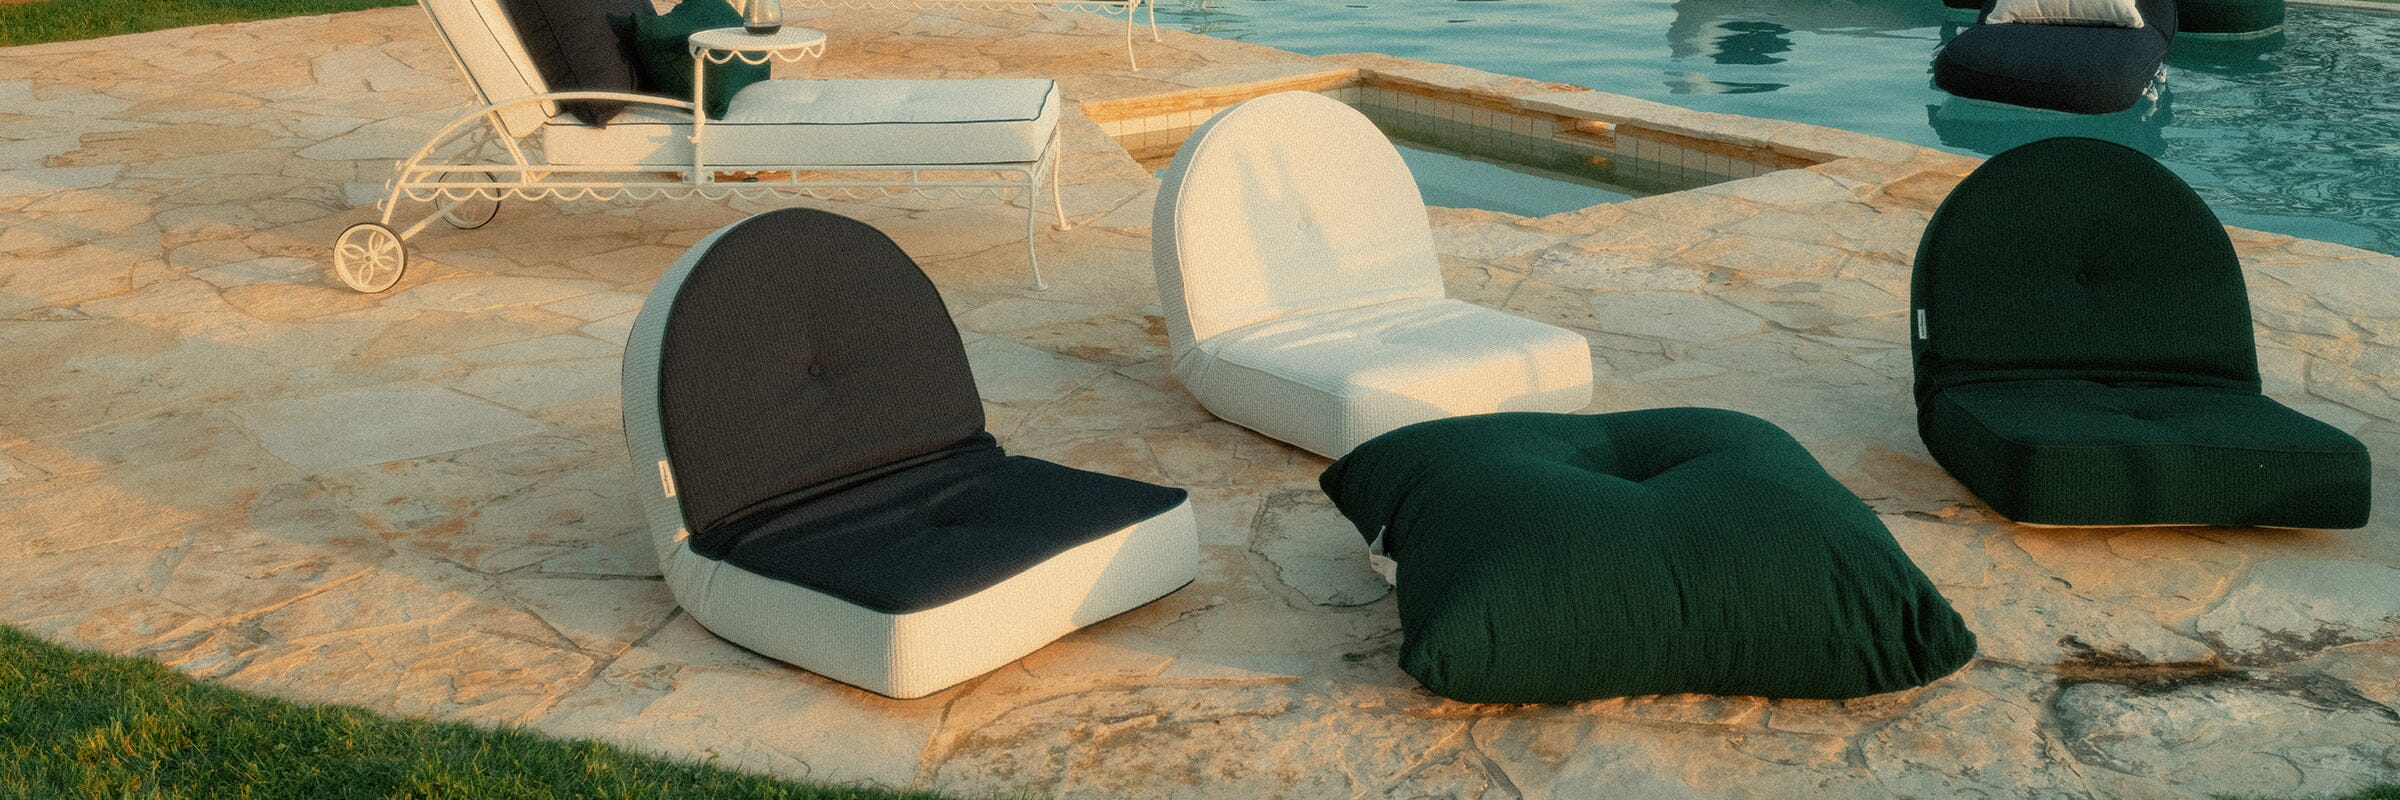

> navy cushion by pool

[
  {"left": 1933, "top": 0, "right": 2175, "bottom": 114},
  {"left": 1320, "top": 409, "right": 1978, "bottom": 704},
  {"left": 498, "top": 0, "right": 655, "bottom": 126},
  {"left": 2177, "top": 0, "right": 2282, "bottom": 33},
  {"left": 1912, "top": 137, "right": 2371, "bottom": 528}
]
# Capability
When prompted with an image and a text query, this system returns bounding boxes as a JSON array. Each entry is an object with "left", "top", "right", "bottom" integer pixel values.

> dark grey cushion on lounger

[
  {"left": 497, "top": 0, "right": 655, "bottom": 126},
  {"left": 1933, "top": 0, "right": 2176, "bottom": 114},
  {"left": 654, "top": 208, "right": 1190, "bottom": 614}
]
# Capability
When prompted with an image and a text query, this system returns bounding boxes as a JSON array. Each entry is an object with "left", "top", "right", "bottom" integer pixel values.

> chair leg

[
  {"left": 1148, "top": 0, "right": 1160, "bottom": 41},
  {"left": 1025, "top": 190, "right": 1048, "bottom": 291},
  {"left": 1125, "top": 5, "right": 1140, "bottom": 70},
  {"left": 1051, "top": 147, "right": 1073, "bottom": 233}
]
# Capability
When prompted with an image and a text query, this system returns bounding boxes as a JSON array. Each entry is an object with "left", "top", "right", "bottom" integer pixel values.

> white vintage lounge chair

[
  {"left": 1151, "top": 91, "right": 1596, "bottom": 458},
  {"left": 330, "top": 0, "right": 1070, "bottom": 293}
]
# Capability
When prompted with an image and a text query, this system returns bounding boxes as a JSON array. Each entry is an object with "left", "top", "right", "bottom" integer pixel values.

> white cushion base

[
  {"left": 1176, "top": 297, "right": 1595, "bottom": 458},
  {"left": 544, "top": 78, "right": 1060, "bottom": 168},
  {"left": 657, "top": 501, "right": 1198, "bottom": 699}
]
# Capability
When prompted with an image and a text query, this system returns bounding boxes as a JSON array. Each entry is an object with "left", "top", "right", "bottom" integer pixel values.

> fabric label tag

[
  {"left": 1915, "top": 309, "right": 1929, "bottom": 340},
  {"left": 657, "top": 459, "right": 677, "bottom": 498},
  {"left": 1366, "top": 526, "right": 1399, "bottom": 586}
]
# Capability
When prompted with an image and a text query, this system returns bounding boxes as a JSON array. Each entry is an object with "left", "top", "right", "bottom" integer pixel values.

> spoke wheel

[
  {"left": 333, "top": 222, "right": 408, "bottom": 293},
  {"left": 441, "top": 173, "right": 503, "bottom": 230}
]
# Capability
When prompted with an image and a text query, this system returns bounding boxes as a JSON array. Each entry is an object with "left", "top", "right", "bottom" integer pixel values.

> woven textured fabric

[
  {"left": 1320, "top": 410, "right": 1978, "bottom": 703},
  {"left": 1912, "top": 137, "right": 2370, "bottom": 528},
  {"left": 1933, "top": 0, "right": 2174, "bottom": 114},
  {"left": 631, "top": 0, "right": 767, "bottom": 119},
  {"left": 1152, "top": 92, "right": 1593, "bottom": 457},
  {"left": 622, "top": 209, "right": 1199, "bottom": 697}
]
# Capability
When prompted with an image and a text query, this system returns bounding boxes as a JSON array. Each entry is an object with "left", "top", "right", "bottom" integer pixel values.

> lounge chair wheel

[
  {"left": 334, "top": 222, "right": 408, "bottom": 293},
  {"left": 442, "top": 174, "right": 503, "bottom": 230}
]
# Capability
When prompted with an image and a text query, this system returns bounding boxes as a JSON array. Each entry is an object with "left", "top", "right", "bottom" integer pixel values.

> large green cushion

[
  {"left": 1319, "top": 409, "right": 1978, "bottom": 704},
  {"left": 632, "top": 0, "right": 769, "bottom": 119},
  {"left": 1912, "top": 137, "right": 2370, "bottom": 528},
  {"left": 1924, "top": 381, "right": 2369, "bottom": 527}
]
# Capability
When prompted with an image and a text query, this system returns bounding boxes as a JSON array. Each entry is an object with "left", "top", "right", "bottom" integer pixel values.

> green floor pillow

[
  {"left": 1319, "top": 409, "right": 1978, "bottom": 704},
  {"left": 633, "top": 0, "right": 769, "bottom": 119},
  {"left": 1912, "top": 137, "right": 2370, "bottom": 528}
]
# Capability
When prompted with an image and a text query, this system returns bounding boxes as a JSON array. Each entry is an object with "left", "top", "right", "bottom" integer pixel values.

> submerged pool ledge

[{"left": 1078, "top": 51, "right": 1979, "bottom": 223}]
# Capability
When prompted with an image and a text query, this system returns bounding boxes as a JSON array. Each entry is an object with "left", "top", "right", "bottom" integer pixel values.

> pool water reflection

[{"left": 1161, "top": 0, "right": 2400, "bottom": 254}]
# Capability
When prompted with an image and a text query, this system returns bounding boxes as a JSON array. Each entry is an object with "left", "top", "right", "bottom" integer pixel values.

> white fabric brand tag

[
  {"left": 1915, "top": 309, "right": 1929, "bottom": 340},
  {"left": 1366, "top": 526, "right": 1399, "bottom": 586},
  {"left": 657, "top": 459, "right": 677, "bottom": 498}
]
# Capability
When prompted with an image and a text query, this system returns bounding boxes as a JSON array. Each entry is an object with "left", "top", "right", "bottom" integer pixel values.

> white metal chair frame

[
  {"left": 788, "top": 0, "right": 1160, "bottom": 68},
  {"left": 331, "top": 5, "right": 1077, "bottom": 294}
]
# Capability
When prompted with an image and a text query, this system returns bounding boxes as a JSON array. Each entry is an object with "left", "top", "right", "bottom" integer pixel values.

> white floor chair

[
  {"left": 331, "top": 0, "right": 1070, "bottom": 293},
  {"left": 623, "top": 209, "right": 1198, "bottom": 698},
  {"left": 1150, "top": 91, "right": 1596, "bottom": 458}
]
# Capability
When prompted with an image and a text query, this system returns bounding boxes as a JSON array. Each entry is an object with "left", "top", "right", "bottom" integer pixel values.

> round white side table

[{"left": 687, "top": 26, "right": 827, "bottom": 182}]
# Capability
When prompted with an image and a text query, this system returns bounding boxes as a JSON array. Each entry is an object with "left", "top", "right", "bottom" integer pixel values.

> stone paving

[{"left": 2, "top": 4, "right": 2398, "bottom": 799}]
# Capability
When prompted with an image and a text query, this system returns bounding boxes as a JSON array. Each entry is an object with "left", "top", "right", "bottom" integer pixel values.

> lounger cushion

[
  {"left": 497, "top": 0, "right": 654, "bottom": 126},
  {"left": 1913, "top": 137, "right": 2371, "bottom": 527},
  {"left": 632, "top": 0, "right": 769, "bottom": 119},
  {"left": 1319, "top": 410, "right": 1979, "bottom": 703},
  {"left": 2177, "top": 0, "right": 2282, "bottom": 33},
  {"left": 1922, "top": 382, "right": 2370, "bottom": 527},
  {"left": 1153, "top": 91, "right": 1594, "bottom": 457},
  {"left": 1933, "top": 0, "right": 2174, "bottom": 114},
  {"left": 1178, "top": 297, "right": 1594, "bottom": 459},
  {"left": 622, "top": 208, "right": 1198, "bottom": 698},
  {"left": 544, "top": 78, "right": 1060, "bottom": 167}
]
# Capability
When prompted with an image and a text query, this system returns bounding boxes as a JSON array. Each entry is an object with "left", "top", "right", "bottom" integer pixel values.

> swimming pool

[{"left": 1158, "top": 0, "right": 2400, "bottom": 254}]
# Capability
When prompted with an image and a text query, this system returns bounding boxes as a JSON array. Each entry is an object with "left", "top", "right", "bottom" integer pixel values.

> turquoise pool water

[{"left": 1159, "top": 0, "right": 2400, "bottom": 254}]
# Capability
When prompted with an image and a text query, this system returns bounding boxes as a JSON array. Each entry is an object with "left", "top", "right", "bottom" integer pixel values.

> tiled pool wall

[{"left": 1086, "top": 70, "right": 1823, "bottom": 203}]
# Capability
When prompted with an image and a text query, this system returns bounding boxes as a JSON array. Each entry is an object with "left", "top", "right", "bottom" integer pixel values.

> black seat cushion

[
  {"left": 1911, "top": 137, "right": 2371, "bottom": 527},
  {"left": 653, "top": 208, "right": 1189, "bottom": 612},
  {"left": 714, "top": 446, "right": 1189, "bottom": 613},
  {"left": 499, "top": 0, "right": 656, "bottom": 126},
  {"left": 1933, "top": 0, "right": 2175, "bottom": 114}
]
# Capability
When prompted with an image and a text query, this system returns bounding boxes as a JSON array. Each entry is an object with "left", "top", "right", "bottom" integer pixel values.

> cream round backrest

[
  {"left": 418, "top": 0, "right": 554, "bottom": 138},
  {"left": 1151, "top": 91, "right": 1445, "bottom": 353}
]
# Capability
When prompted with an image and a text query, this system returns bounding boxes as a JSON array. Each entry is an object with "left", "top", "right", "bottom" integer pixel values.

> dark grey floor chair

[{"left": 622, "top": 208, "right": 1199, "bottom": 698}]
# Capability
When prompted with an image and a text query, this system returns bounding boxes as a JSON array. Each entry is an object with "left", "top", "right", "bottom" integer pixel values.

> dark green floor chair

[
  {"left": 1320, "top": 410, "right": 1978, "bottom": 704},
  {"left": 1912, "top": 137, "right": 2370, "bottom": 528}
]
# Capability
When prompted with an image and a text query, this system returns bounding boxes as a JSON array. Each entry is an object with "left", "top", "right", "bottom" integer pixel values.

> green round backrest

[{"left": 1910, "top": 137, "right": 2259, "bottom": 408}]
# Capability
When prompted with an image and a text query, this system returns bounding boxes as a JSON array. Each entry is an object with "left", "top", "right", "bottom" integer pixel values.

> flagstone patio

[{"left": 2, "top": 4, "right": 2397, "bottom": 798}]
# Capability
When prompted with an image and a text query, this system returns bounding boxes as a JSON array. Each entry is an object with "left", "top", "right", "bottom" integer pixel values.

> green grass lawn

[
  {"left": 0, "top": 0, "right": 412, "bottom": 47},
  {"left": 0, "top": 625, "right": 964, "bottom": 799}
]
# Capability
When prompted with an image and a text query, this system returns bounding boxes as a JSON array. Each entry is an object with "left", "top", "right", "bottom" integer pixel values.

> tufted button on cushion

[{"left": 1319, "top": 409, "right": 1979, "bottom": 703}]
